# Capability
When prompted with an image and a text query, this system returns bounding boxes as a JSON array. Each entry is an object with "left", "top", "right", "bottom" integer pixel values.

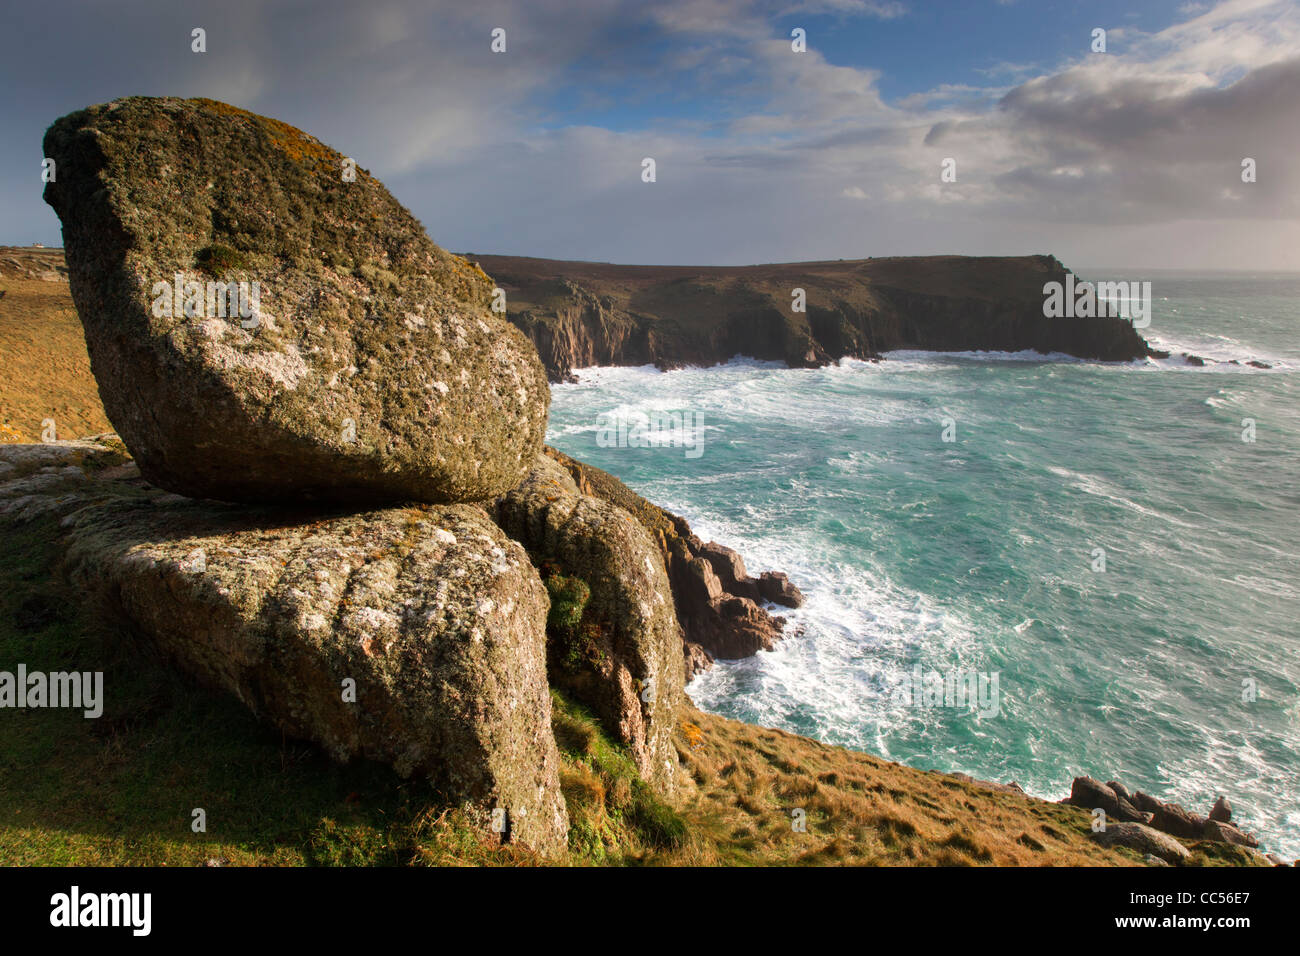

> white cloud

[{"left": 7, "top": 0, "right": 1300, "bottom": 268}]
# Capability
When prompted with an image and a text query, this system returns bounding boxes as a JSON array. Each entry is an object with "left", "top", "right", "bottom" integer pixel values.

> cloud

[{"left": 2, "top": 0, "right": 1298, "bottom": 268}]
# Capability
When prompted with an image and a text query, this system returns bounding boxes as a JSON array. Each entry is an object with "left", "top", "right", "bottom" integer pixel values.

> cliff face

[{"left": 472, "top": 253, "right": 1154, "bottom": 381}]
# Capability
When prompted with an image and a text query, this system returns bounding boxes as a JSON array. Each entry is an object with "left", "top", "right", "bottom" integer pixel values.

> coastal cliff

[
  {"left": 0, "top": 96, "right": 1277, "bottom": 866},
  {"left": 472, "top": 253, "right": 1156, "bottom": 382}
]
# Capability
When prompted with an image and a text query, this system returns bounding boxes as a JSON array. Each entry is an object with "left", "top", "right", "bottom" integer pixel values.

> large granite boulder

[
  {"left": 60, "top": 481, "right": 568, "bottom": 856},
  {"left": 43, "top": 97, "right": 548, "bottom": 505},
  {"left": 493, "top": 454, "right": 684, "bottom": 792}
]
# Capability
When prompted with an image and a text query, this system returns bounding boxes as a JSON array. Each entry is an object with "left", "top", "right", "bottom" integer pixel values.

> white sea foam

[
  {"left": 1144, "top": 332, "right": 1290, "bottom": 370},
  {"left": 548, "top": 288, "right": 1300, "bottom": 858}
]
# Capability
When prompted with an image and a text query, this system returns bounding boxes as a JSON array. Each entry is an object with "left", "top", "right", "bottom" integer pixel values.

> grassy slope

[
  {"left": 0, "top": 248, "right": 111, "bottom": 442},
  {"left": 0, "top": 251, "right": 1253, "bottom": 866}
]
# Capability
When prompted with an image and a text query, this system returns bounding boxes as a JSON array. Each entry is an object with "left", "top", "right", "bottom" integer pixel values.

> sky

[{"left": 2, "top": 0, "right": 1299, "bottom": 269}]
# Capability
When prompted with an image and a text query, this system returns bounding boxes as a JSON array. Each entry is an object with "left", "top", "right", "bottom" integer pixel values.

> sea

[{"left": 545, "top": 272, "right": 1300, "bottom": 859}]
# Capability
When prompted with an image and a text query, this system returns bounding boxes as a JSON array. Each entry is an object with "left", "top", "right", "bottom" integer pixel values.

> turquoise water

[{"left": 546, "top": 273, "right": 1300, "bottom": 859}]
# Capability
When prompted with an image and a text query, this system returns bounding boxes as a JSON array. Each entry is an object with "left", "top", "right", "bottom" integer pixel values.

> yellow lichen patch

[
  {"left": 191, "top": 98, "right": 345, "bottom": 175},
  {"left": 680, "top": 721, "right": 706, "bottom": 751}
]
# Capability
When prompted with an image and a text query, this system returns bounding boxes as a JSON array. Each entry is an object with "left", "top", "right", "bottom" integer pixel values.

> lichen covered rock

[
  {"left": 541, "top": 447, "right": 793, "bottom": 678},
  {"left": 0, "top": 436, "right": 134, "bottom": 521},
  {"left": 61, "top": 488, "right": 568, "bottom": 855},
  {"left": 43, "top": 97, "right": 548, "bottom": 504},
  {"left": 493, "top": 454, "right": 684, "bottom": 792}
]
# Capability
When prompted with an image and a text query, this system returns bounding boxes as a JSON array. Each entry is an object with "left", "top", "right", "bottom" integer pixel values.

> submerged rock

[
  {"left": 493, "top": 454, "right": 684, "bottom": 791},
  {"left": 43, "top": 97, "right": 548, "bottom": 505},
  {"left": 61, "top": 483, "right": 568, "bottom": 856}
]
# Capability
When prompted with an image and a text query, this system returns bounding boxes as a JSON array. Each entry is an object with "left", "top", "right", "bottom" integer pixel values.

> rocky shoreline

[{"left": 1062, "top": 776, "right": 1289, "bottom": 866}]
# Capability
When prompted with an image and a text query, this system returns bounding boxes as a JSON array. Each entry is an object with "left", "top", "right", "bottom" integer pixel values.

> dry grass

[
  {"left": 663, "top": 707, "right": 1140, "bottom": 866},
  {"left": 0, "top": 248, "right": 109, "bottom": 442}
]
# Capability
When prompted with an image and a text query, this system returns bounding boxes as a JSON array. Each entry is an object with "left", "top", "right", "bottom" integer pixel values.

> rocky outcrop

[
  {"left": 48, "top": 467, "right": 568, "bottom": 855},
  {"left": 1063, "top": 776, "right": 1149, "bottom": 823},
  {"left": 541, "top": 447, "right": 798, "bottom": 679},
  {"left": 0, "top": 246, "right": 68, "bottom": 281},
  {"left": 492, "top": 454, "right": 684, "bottom": 791},
  {"left": 1149, "top": 802, "right": 1207, "bottom": 840},
  {"left": 3, "top": 438, "right": 572, "bottom": 853},
  {"left": 1064, "top": 775, "right": 1268, "bottom": 856},
  {"left": 43, "top": 97, "right": 548, "bottom": 504},
  {"left": 475, "top": 254, "right": 1156, "bottom": 382},
  {"left": 1209, "top": 795, "right": 1232, "bottom": 823},
  {"left": 6, "top": 435, "right": 732, "bottom": 852},
  {"left": 0, "top": 435, "right": 133, "bottom": 521},
  {"left": 1204, "top": 820, "right": 1259, "bottom": 848},
  {"left": 758, "top": 571, "right": 805, "bottom": 608},
  {"left": 1090, "top": 823, "right": 1192, "bottom": 866}
]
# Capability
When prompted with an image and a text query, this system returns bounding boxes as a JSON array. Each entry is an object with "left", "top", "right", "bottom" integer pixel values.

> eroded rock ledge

[{"left": 4, "top": 435, "right": 750, "bottom": 857}]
